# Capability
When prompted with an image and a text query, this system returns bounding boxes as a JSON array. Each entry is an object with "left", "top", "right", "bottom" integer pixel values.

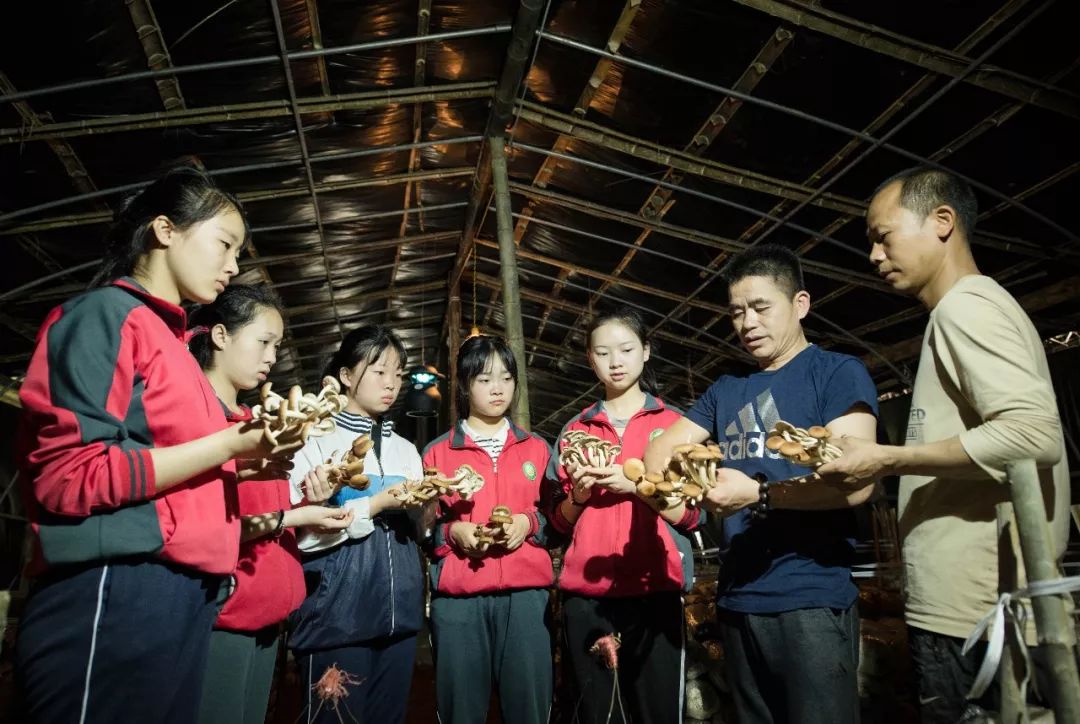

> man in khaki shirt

[{"left": 818, "top": 167, "right": 1071, "bottom": 723}]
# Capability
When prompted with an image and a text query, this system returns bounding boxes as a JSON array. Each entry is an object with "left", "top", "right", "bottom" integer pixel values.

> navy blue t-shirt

[{"left": 686, "top": 344, "right": 878, "bottom": 614}]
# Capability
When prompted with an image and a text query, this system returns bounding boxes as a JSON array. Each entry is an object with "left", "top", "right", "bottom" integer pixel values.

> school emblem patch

[
  {"left": 649, "top": 428, "right": 665, "bottom": 442},
  {"left": 522, "top": 461, "right": 538, "bottom": 480}
]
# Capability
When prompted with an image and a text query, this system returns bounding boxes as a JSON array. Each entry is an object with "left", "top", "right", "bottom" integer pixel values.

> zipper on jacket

[{"left": 385, "top": 523, "right": 396, "bottom": 636}]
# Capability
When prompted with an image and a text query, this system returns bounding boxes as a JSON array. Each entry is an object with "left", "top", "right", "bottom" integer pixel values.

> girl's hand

[
  {"left": 566, "top": 462, "right": 597, "bottom": 504},
  {"left": 584, "top": 465, "right": 637, "bottom": 495},
  {"left": 232, "top": 421, "right": 305, "bottom": 461},
  {"left": 502, "top": 513, "right": 532, "bottom": 551},
  {"left": 302, "top": 465, "right": 338, "bottom": 503},
  {"left": 286, "top": 505, "right": 354, "bottom": 531},
  {"left": 369, "top": 487, "right": 407, "bottom": 517},
  {"left": 236, "top": 457, "right": 294, "bottom": 483},
  {"left": 449, "top": 521, "right": 490, "bottom": 558}
]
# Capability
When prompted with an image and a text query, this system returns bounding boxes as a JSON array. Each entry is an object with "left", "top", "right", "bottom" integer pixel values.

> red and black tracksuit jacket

[
  {"left": 424, "top": 419, "right": 554, "bottom": 595},
  {"left": 548, "top": 395, "right": 700, "bottom": 597},
  {"left": 215, "top": 406, "right": 306, "bottom": 632},
  {"left": 17, "top": 278, "right": 240, "bottom": 576}
]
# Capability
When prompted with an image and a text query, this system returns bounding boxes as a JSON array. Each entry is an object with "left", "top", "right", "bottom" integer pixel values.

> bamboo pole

[
  {"left": 1005, "top": 459, "right": 1080, "bottom": 721},
  {"left": 996, "top": 503, "right": 1024, "bottom": 724},
  {"left": 448, "top": 290, "right": 461, "bottom": 421},
  {"left": 490, "top": 136, "right": 530, "bottom": 430}
]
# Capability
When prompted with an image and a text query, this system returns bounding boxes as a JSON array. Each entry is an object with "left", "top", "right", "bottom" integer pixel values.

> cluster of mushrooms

[
  {"left": 389, "top": 464, "right": 486, "bottom": 507},
  {"left": 622, "top": 442, "right": 724, "bottom": 508},
  {"left": 325, "top": 435, "right": 375, "bottom": 490},
  {"left": 558, "top": 431, "right": 622, "bottom": 469},
  {"left": 250, "top": 376, "right": 348, "bottom": 445},
  {"left": 474, "top": 505, "right": 514, "bottom": 547},
  {"left": 766, "top": 421, "right": 840, "bottom": 468}
]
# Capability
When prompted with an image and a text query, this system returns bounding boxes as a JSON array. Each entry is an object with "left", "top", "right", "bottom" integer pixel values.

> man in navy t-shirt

[{"left": 645, "top": 244, "right": 879, "bottom": 724}]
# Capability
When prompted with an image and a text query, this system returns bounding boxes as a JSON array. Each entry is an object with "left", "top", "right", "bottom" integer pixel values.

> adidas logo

[{"left": 716, "top": 389, "right": 784, "bottom": 462}]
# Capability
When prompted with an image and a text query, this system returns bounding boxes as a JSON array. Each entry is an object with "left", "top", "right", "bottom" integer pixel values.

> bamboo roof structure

[{"left": 1, "top": 0, "right": 1078, "bottom": 438}]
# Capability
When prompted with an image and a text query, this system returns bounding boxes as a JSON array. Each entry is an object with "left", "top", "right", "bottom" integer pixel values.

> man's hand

[
  {"left": 701, "top": 468, "right": 760, "bottom": 515},
  {"left": 816, "top": 436, "right": 894, "bottom": 486}
]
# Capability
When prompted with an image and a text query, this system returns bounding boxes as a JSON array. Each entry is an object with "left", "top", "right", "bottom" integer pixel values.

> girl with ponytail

[
  {"left": 16, "top": 166, "right": 301, "bottom": 724},
  {"left": 547, "top": 306, "right": 700, "bottom": 724}
]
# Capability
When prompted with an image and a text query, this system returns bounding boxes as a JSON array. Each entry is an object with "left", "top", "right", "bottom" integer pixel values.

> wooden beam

[
  {"left": 125, "top": 0, "right": 186, "bottom": 110},
  {"left": 0, "top": 81, "right": 495, "bottom": 145},
  {"left": 731, "top": 0, "right": 1079, "bottom": 119},
  {"left": 1, "top": 168, "right": 474, "bottom": 236}
]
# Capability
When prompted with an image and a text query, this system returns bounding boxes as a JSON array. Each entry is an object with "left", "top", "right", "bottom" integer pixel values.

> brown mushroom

[{"left": 622, "top": 458, "right": 646, "bottom": 482}]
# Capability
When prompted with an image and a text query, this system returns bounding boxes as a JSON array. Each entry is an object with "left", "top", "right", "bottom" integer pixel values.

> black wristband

[
  {"left": 272, "top": 509, "right": 286, "bottom": 538},
  {"left": 750, "top": 473, "right": 770, "bottom": 520}
]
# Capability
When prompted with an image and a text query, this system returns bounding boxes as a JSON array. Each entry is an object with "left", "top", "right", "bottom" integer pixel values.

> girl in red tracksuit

[
  {"left": 188, "top": 284, "right": 352, "bottom": 724},
  {"left": 424, "top": 335, "right": 554, "bottom": 724},
  {"left": 549, "top": 307, "right": 701, "bottom": 724},
  {"left": 15, "top": 167, "right": 300, "bottom": 724}
]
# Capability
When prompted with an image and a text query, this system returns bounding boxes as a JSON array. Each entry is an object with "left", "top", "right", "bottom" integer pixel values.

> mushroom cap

[
  {"left": 637, "top": 480, "right": 656, "bottom": 497},
  {"left": 807, "top": 425, "right": 831, "bottom": 440},
  {"left": 665, "top": 469, "right": 682, "bottom": 483},
  {"left": 286, "top": 385, "right": 301, "bottom": 406},
  {"left": 706, "top": 443, "right": 723, "bottom": 457},
  {"left": 622, "top": 458, "right": 646, "bottom": 481},
  {"left": 672, "top": 443, "right": 699, "bottom": 456},
  {"left": 688, "top": 449, "right": 721, "bottom": 462},
  {"left": 352, "top": 435, "right": 374, "bottom": 457},
  {"left": 321, "top": 376, "right": 341, "bottom": 394},
  {"left": 259, "top": 381, "right": 274, "bottom": 401},
  {"left": 489, "top": 506, "right": 513, "bottom": 524},
  {"left": 779, "top": 441, "right": 804, "bottom": 458},
  {"left": 347, "top": 473, "right": 370, "bottom": 489},
  {"left": 765, "top": 435, "right": 786, "bottom": 452},
  {"left": 682, "top": 482, "right": 704, "bottom": 499},
  {"left": 643, "top": 472, "right": 665, "bottom": 485},
  {"left": 773, "top": 420, "right": 797, "bottom": 436},
  {"left": 655, "top": 480, "right": 676, "bottom": 494}
]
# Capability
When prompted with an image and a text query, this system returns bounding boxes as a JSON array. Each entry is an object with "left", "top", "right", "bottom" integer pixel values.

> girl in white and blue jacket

[{"left": 287, "top": 325, "right": 429, "bottom": 724}]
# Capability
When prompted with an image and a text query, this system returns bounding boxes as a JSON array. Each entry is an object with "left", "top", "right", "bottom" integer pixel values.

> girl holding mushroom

[
  {"left": 188, "top": 284, "right": 353, "bottom": 724},
  {"left": 423, "top": 334, "right": 555, "bottom": 724},
  {"left": 285, "top": 326, "right": 429, "bottom": 724},
  {"left": 548, "top": 307, "right": 701, "bottom": 724},
  {"left": 15, "top": 168, "right": 303, "bottom": 723}
]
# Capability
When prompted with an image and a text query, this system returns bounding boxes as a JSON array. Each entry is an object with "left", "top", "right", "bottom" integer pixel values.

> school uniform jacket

[
  {"left": 549, "top": 395, "right": 700, "bottom": 598},
  {"left": 17, "top": 277, "right": 240, "bottom": 576},
  {"left": 287, "top": 414, "right": 426, "bottom": 652},
  {"left": 215, "top": 406, "right": 306, "bottom": 632},
  {"left": 423, "top": 419, "right": 554, "bottom": 596}
]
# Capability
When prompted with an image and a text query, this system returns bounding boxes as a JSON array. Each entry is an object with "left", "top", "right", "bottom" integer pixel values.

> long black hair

[
  {"left": 91, "top": 166, "right": 249, "bottom": 287},
  {"left": 585, "top": 306, "right": 660, "bottom": 396},
  {"left": 188, "top": 284, "right": 284, "bottom": 370},
  {"left": 456, "top": 335, "right": 518, "bottom": 419},
  {"left": 323, "top": 325, "right": 408, "bottom": 389}
]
